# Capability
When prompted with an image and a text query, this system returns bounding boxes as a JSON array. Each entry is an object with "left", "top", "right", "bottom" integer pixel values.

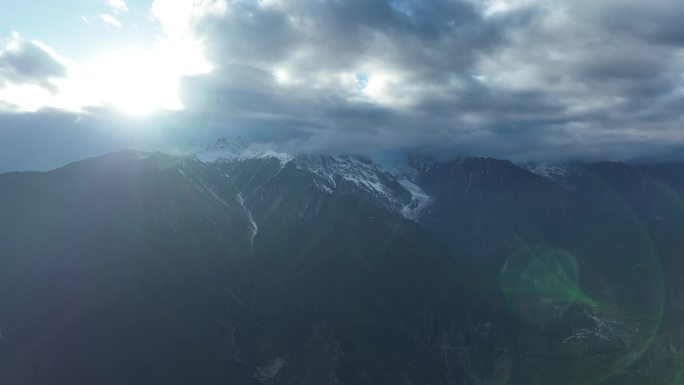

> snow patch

[
  {"left": 519, "top": 162, "right": 569, "bottom": 180},
  {"left": 399, "top": 179, "right": 432, "bottom": 220},
  {"left": 254, "top": 358, "right": 287, "bottom": 384},
  {"left": 302, "top": 155, "right": 400, "bottom": 206},
  {"left": 252, "top": 150, "right": 295, "bottom": 166},
  {"left": 194, "top": 139, "right": 294, "bottom": 167},
  {"left": 237, "top": 193, "right": 258, "bottom": 247}
]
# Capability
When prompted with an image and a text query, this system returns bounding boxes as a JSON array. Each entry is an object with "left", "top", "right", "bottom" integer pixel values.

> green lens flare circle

[{"left": 500, "top": 240, "right": 664, "bottom": 385}]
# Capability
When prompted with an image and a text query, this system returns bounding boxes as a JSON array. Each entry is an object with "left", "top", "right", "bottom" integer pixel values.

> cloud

[
  {"left": 159, "top": 0, "right": 684, "bottom": 161},
  {"left": 0, "top": 2, "right": 214, "bottom": 114},
  {"left": 106, "top": 0, "right": 129, "bottom": 13},
  {"left": 3, "top": 0, "right": 684, "bottom": 171},
  {"left": 151, "top": 0, "right": 227, "bottom": 39},
  {"left": 99, "top": 14, "right": 123, "bottom": 28},
  {"left": 0, "top": 32, "right": 67, "bottom": 94}
]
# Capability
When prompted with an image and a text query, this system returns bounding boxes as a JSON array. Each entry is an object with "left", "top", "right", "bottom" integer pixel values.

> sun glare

[
  {"left": 82, "top": 42, "right": 211, "bottom": 115},
  {"left": 0, "top": 0, "right": 224, "bottom": 115},
  {"left": 0, "top": 40, "right": 212, "bottom": 116},
  {"left": 88, "top": 49, "right": 182, "bottom": 115}
]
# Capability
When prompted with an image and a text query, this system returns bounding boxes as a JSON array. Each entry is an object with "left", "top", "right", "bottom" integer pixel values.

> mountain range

[{"left": 1, "top": 140, "right": 684, "bottom": 385}]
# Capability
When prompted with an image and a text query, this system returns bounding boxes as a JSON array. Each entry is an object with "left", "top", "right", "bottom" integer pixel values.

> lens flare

[
  {"left": 500, "top": 245, "right": 594, "bottom": 325},
  {"left": 496, "top": 168, "right": 667, "bottom": 385}
]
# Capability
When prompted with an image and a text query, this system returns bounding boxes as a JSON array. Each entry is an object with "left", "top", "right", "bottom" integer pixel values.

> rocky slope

[{"left": 1, "top": 147, "right": 684, "bottom": 385}]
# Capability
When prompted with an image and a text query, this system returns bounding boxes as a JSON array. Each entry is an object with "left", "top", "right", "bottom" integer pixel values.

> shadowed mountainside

[{"left": 0, "top": 151, "right": 683, "bottom": 385}]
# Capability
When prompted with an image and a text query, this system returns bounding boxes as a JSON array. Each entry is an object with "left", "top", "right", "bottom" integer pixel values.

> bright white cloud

[
  {"left": 99, "top": 14, "right": 122, "bottom": 28},
  {"left": 483, "top": 0, "right": 540, "bottom": 16},
  {"left": 363, "top": 72, "right": 413, "bottom": 107},
  {"left": 106, "top": 0, "right": 129, "bottom": 13},
  {"left": 0, "top": 83, "right": 53, "bottom": 112},
  {"left": 0, "top": 43, "right": 209, "bottom": 115},
  {"left": 258, "top": 0, "right": 284, "bottom": 8},
  {"left": 150, "top": 0, "right": 228, "bottom": 39}
]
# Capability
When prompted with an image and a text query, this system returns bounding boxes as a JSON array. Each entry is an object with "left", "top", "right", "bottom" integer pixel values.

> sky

[{"left": 1, "top": 0, "right": 684, "bottom": 171}]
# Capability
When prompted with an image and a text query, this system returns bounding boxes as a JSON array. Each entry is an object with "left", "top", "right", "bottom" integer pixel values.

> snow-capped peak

[
  {"left": 193, "top": 141, "right": 435, "bottom": 221},
  {"left": 519, "top": 162, "right": 570, "bottom": 180},
  {"left": 297, "top": 155, "right": 431, "bottom": 220},
  {"left": 248, "top": 149, "right": 295, "bottom": 166},
  {"left": 398, "top": 179, "right": 432, "bottom": 220},
  {"left": 194, "top": 138, "right": 248, "bottom": 162},
  {"left": 297, "top": 154, "right": 382, "bottom": 186},
  {"left": 194, "top": 138, "right": 294, "bottom": 166}
]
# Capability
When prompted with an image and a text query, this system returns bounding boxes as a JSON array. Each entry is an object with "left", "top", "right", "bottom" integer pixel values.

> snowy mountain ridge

[
  {"left": 194, "top": 138, "right": 295, "bottom": 166},
  {"left": 191, "top": 139, "right": 432, "bottom": 220},
  {"left": 185, "top": 139, "right": 582, "bottom": 222},
  {"left": 518, "top": 161, "right": 571, "bottom": 180}
]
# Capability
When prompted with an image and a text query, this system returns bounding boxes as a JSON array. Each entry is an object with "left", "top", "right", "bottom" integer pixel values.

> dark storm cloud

[
  {"left": 166, "top": 0, "right": 684, "bottom": 161},
  {"left": 3, "top": 0, "right": 684, "bottom": 172},
  {"left": 0, "top": 33, "right": 67, "bottom": 93},
  {"left": 176, "top": 0, "right": 538, "bottom": 151},
  {"left": 196, "top": 0, "right": 528, "bottom": 83},
  {"left": 600, "top": 1, "right": 684, "bottom": 46}
]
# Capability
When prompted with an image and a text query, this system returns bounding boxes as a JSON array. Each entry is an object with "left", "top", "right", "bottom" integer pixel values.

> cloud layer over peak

[
  {"left": 168, "top": 0, "right": 684, "bottom": 161},
  {"left": 2, "top": 0, "right": 684, "bottom": 171}
]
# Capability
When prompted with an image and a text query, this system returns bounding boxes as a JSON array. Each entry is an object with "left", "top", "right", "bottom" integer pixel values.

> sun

[
  {"left": 0, "top": 44, "right": 212, "bottom": 115},
  {"left": 84, "top": 48, "right": 188, "bottom": 115},
  {"left": 52, "top": 38, "right": 213, "bottom": 116}
]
